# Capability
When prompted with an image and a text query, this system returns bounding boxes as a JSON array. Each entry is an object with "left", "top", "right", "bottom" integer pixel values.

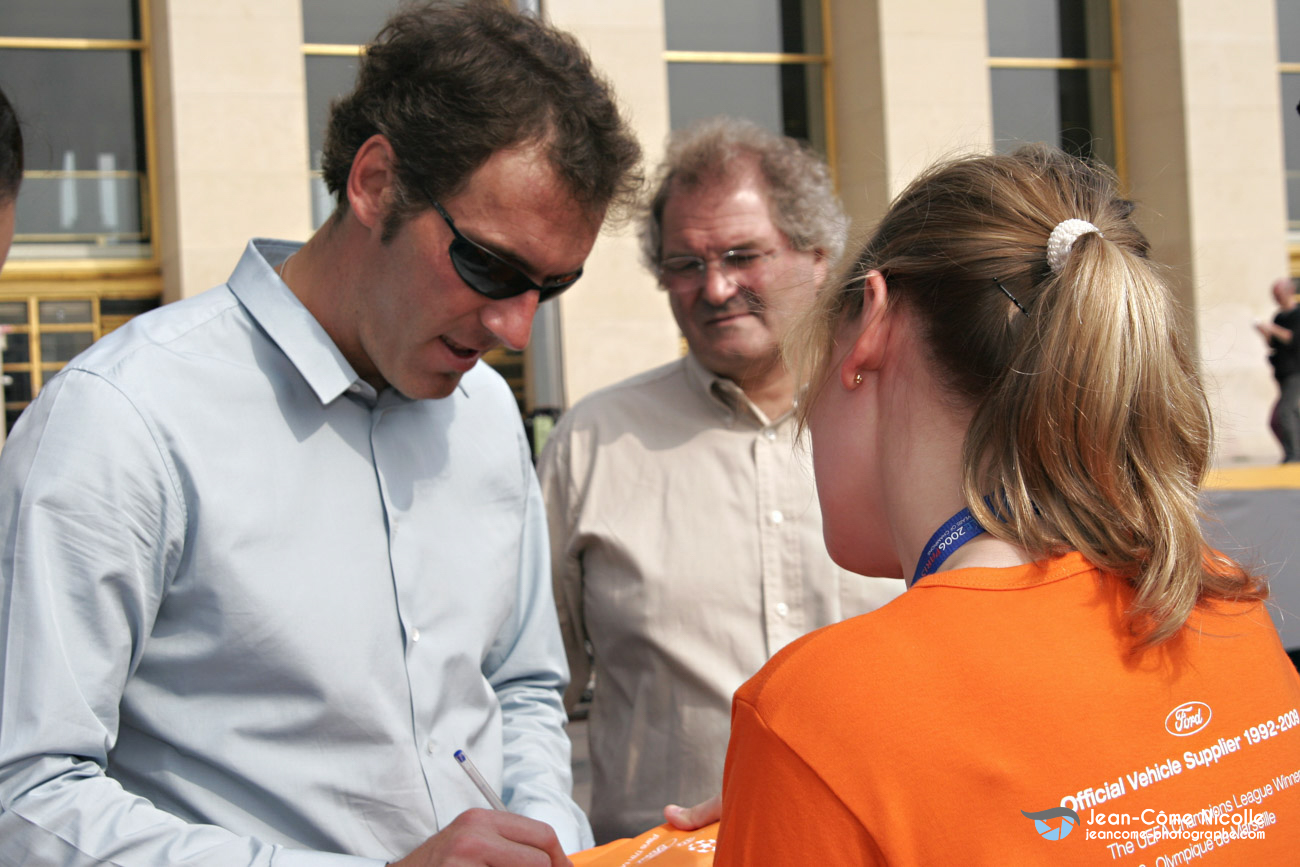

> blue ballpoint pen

[{"left": 454, "top": 749, "right": 509, "bottom": 812}]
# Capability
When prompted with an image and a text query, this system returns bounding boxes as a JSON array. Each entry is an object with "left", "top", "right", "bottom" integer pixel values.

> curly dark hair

[
  {"left": 320, "top": 0, "right": 642, "bottom": 240},
  {"left": 0, "top": 86, "right": 22, "bottom": 204}
]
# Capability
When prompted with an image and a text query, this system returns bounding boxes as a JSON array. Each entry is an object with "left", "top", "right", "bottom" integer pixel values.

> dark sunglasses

[{"left": 432, "top": 201, "right": 582, "bottom": 303}]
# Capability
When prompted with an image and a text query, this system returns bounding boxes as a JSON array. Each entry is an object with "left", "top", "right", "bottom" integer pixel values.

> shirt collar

[
  {"left": 228, "top": 239, "right": 373, "bottom": 406},
  {"left": 683, "top": 351, "right": 793, "bottom": 429}
]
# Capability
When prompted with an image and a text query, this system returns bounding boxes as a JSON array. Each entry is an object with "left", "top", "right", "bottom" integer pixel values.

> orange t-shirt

[{"left": 715, "top": 552, "right": 1300, "bottom": 865}]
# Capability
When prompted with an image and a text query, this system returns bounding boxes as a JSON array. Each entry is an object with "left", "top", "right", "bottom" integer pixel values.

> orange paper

[{"left": 570, "top": 822, "right": 719, "bottom": 866}]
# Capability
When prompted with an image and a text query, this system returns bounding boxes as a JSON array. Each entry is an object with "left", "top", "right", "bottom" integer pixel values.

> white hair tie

[{"left": 1046, "top": 219, "right": 1102, "bottom": 274}]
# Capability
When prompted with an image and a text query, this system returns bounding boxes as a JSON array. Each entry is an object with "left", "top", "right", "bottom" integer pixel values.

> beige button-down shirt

[{"left": 537, "top": 354, "right": 902, "bottom": 842}]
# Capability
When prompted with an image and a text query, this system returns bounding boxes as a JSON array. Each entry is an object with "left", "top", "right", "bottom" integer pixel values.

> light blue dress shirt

[{"left": 0, "top": 240, "right": 590, "bottom": 865}]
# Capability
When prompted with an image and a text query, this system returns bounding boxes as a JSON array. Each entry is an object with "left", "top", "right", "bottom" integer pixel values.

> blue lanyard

[{"left": 912, "top": 507, "right": 986, "bottom": 585}]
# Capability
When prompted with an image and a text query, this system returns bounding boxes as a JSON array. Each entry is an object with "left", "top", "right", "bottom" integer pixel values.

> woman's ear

[{"left": 839, "top": 270, "right": 891, "bottom": 390}]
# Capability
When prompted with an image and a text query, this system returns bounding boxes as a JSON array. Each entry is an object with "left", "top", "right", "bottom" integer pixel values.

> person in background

[
  {"left": 1255, "top": 277, "right": 1300, "bottom": 463},
  {"left": 0, "top": 85, "right": 19, "bottom": 266},
  {"left": 714, "top": 145, "right": 1300, "bottom": 863},
  {"left": 538, "top": 117, "right": 900, "bottom": 843},
  {"left": 0, "top": 3, "right": 640, "bottom": 865}
]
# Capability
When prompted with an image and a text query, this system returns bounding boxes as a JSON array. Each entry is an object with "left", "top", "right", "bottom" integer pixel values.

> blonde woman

[{"left": 713, "top": 146, "right": 1300, "bottom": 864}]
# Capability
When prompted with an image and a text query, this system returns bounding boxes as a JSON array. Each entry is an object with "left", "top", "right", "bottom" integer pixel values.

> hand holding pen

[{"left": 385, "top": 749, "right": 571, "bottom": 867}]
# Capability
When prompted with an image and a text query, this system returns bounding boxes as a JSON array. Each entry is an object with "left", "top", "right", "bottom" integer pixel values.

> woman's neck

[
  {"left": 873, "top": 339, "right": 1033, "bottom": 582},
  {"left": 840, "top": 297, "right": 1036, "bottom": 583},
  {"left": 888, "top": 469, "right": 1036, "bottom": 584}
]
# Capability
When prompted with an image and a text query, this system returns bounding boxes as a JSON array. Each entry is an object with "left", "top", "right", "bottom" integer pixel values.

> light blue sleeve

[
  {"left": 483, "top": 431, "right": 593, "bottom": 854},
  {"left": 0, "top": 371, "right": 383, "bottom": 867}
]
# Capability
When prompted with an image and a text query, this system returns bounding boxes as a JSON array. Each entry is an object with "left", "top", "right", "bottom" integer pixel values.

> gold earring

[{"left": 854, "top": 373, "right": 862, "bottom": 386}]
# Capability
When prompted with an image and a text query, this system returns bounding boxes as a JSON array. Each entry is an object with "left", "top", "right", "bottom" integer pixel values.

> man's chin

[
  {"left": 688, "top": 339, "right": 777, "bottom": 372},
  {"left": 395, "top": 370, "right": 465, "bottom": 401}
]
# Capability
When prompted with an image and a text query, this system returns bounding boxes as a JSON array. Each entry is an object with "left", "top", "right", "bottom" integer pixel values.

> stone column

[
  {"left": 544, "top": 0, "right": 681, "bottom": 405},
  {"left": 1122, "top": 0, "right": 1289, "bottom": 462},
  {"left": 829, "top": 0, "right": 993, "bottom": 232},
  {"left": 149, "top": 0, "right": 312, "bottom": 302}
]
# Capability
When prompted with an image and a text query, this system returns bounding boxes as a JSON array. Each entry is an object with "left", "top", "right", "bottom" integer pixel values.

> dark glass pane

[
  {"left": 0, "top": 302, "right": 27, "bottom": 324},
  {"left": 987, "top": 0, "right": 1111, "bottom": 59},
  {"left": 665, "top": 0, "right": 823, "bottom": 53},
  {"left": 13, "top": 174, "right": 146, "bottom": 244},
  {"left": 1282, "top": 0, "right": 1300, "bottom": 63},
  {"left": 780, "top": 65, "right": 820, "bottom": 145},
  {"left": 1290, "top": 174, "right": 1300, "bottom": 231},
  {"left": 668, "top": 62, "right": 826, "bottom": 155},
  {"left": 101, "top": 296, "right": 159, "bottom": 316},
  {"left": 39, "top": 300, "right": 93, "bottom": 323},
  {"left": 0, "top": 0, "right": 138, "bottom": 40},
  {"left": 1, "top": 48, "right": 150, "bottom": 258},
  {"left": 305, "top": 54, "right": 362, "bottom": 227},
  {"left": 991, "top": 67, "right": 1115, "bottom": 168},
  {"left": 1, "top": 50, "right": 145, "bottom": 173},
  {"left": 1284, "top": 73, "right": 1300, "bottom": 228},
  {"left": 5, "top": 407, "right": 25, "bottom": 434},
  {"left": 40, "top": 331, "right": 94, "bottom": 362},
  {"left": 4, "top": 371, "right": 32, "bottom": 403},
  {"left": 305, "top": 55, "right": 361, "bottom": 172},
  {"left": 302, "top": 0, "right": 408, "bottom": 45},
  {"left": 3, "top": 331, "right": 29, "bottom": 363}
]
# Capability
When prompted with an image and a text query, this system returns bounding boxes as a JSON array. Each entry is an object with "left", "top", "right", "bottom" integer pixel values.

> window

[
  {"left": 1280, "top": 0, "right": 1300, "bottom": 242},
  {"left": 0, "top": 0, "right": 161, "bottom": 431},
  {"left": 0, "top": 291, "right": 158, "bottom": 431},
  {"left": 663, "top": 0, "right": 833, "bottom": 161},
  {"left": 987, "top": 0, "right": 1123, "bottom": 176},
  {"left": 302, "top": 0, "right": 397, "bottom": 229},
  {"left": 0, "top": 0, "right": 155, "bottom": 263}
]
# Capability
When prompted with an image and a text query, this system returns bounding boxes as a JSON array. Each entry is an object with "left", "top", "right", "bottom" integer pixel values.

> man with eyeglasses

[
  {"left": 537, "top": 117, "right": 900, "bottom": 843},
  {"left": 0, "top": 3, "right": 639, "bottom": 866}
]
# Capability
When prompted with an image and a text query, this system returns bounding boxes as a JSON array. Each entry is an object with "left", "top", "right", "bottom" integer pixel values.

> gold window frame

[
  {"left": 0, "top": 0, "right": 162, "bottom": 280},
  {"left": 0, "top": 0, "right": 163, "bottom": 429},
  {"left": 986, "top": 0, "right": 1126, "bottom": 186},
  {"left": 1282, "top": 60, "right": 1300, "bottom": 275},
  {"left": 0, "top": 274, "right": 161, "bottom": 426},
  {"left": 662, "top": 0, "right": 838, "bottom": 185}
]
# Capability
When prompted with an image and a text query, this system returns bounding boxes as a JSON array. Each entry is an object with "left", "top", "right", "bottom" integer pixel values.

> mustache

[{"left": 700, "top": 285, "right": 765, "bottom": 317}]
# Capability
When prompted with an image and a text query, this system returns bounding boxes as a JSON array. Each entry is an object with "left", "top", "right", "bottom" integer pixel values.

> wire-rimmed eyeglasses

[{"left": 656, "top": 248, "right": 778, "bottom": 292}]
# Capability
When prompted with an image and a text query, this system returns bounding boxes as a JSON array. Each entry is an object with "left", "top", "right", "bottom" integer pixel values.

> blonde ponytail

[{"left": 795, "top": 145, "right": 1264, "bottom": 645}]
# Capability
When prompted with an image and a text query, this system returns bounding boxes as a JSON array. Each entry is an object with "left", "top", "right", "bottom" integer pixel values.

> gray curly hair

[{"left": 639, "top": 117, "right": 847, "bottom": 272}]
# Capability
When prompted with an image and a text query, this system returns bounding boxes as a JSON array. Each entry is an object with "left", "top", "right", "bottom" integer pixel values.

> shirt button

[
  {"left": 776, "top": 602, "right": 790, "bottom": 618},
  {"left": 348, "top": 383, "right": 361, "bottom": 394},
  {"left": 769, "top": 510, "right": 784, "bottom": 525},
  {"left": 426, "top": 740, "right": 435, "bottom": 755},
  {"left": 411, "top": 628, "right": 421, "bottom": 643},
  {"left": 764, "top": 428, "right": 777, "bottom": 441}
]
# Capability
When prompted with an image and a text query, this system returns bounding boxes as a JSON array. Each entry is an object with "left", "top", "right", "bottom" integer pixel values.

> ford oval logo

[{"left": 1165, "top": 701, "right": 1212, "bottom": 737}]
